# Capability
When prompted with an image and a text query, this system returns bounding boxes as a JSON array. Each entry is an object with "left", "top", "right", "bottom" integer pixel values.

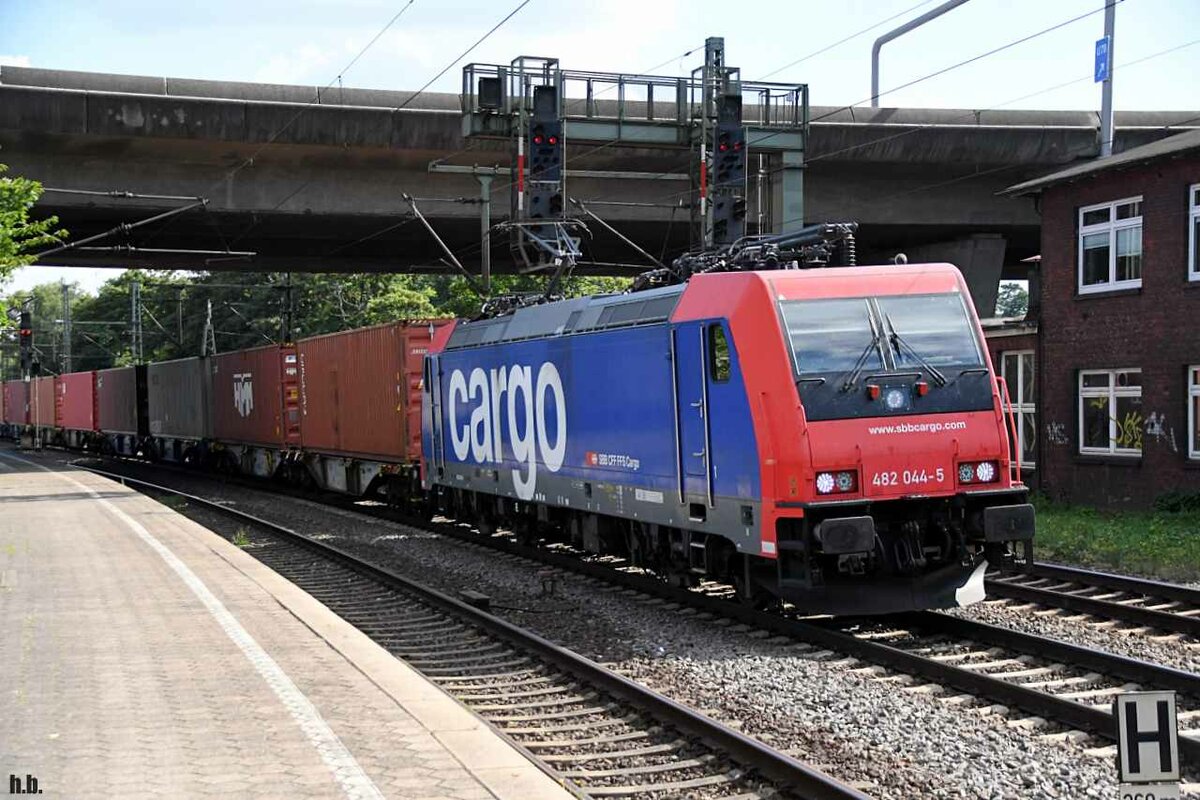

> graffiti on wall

[
  {"left": 1046, "top": 422, "right": 1069, "bottom": 446},
  {"left": 1145, "top": 411, "right": 1179, "bottom": 453},
  {"left": 1113, "top": 408, "right": 1144, "bottom": 451}
]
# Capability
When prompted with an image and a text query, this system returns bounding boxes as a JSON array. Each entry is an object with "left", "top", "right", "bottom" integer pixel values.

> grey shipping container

[
  {"left": 96, "top": 366, "right": 147, "bottom": 436},
  {"left": 147, "top": 357, "right": 212, "bottom": 439}
]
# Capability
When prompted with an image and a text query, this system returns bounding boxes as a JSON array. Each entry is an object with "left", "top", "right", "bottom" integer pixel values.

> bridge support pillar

[{"left": 775, "top": 150, "right": 805, "bottom": 234}]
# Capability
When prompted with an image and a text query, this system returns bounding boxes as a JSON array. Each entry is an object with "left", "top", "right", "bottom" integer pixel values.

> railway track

[
  {"left": 79, "top": 456, "right": 1200, "bottom": 780},
  {"left": 987, "top": 563, "right": 1200, "bottom": 639},
  {"left": 79, "top": 463, "right": 867, "bottom": 800}
]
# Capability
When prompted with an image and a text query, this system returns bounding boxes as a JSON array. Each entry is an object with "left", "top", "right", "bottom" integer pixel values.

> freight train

[{"left": 5, "top": 262, "right": 1034, "bottom": 615}]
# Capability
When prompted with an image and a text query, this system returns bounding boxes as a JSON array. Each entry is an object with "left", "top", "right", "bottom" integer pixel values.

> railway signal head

[
  {"left": 18, "top": 310, "right": 32, "bottom": 374},
  {"left": 714, "top": 124, "right": 746, "bottom": 188}
]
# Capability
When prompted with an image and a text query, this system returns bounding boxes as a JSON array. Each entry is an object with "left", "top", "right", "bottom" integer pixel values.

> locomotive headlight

[
  {"left": 975, "top": 461, "right": 997, "bottom": 483},
  {"left": 835, "top": 471, "right": 856, "bottom": 492},
  {"left": 884, "top": 387, "right": 906, "bottom": 410},
  {"left": 958, "top": 463, "right": 975, "bottom": 483},
  {"left": 816, "top": 472, "right": 836, "bottom": 494}
]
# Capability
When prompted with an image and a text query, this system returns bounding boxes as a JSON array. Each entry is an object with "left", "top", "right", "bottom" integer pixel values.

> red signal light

[
  {"left": 533, "top": 134, "right": 544, "bottom": 145},
  {"left": 718, "top": 143, "right": 729, "bottom": 152},
  {"left": 547, "top": 135, "right": 558, "bottom": 145},
  {"left": 19, "top": 329, "right": 31, "bottom": 337}
]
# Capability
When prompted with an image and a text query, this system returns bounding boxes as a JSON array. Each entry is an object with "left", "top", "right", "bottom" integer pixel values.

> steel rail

[
  {"left": 898, "top": 611, "right": 1200, "bottom": 699},
  {"left": 1024, "top": 562, "right": 1200, "bottom": 607},
  {"left": 985, "top": 570, "right": 1200, "bottom": 639},
  {"left": 76, "top": 462, "right": 868, "bottom": 800}
]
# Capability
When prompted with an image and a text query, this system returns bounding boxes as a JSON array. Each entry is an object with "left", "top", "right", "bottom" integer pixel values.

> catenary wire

[
  {"left": 472, "top": 3, "right": 1129, "bottom": 216},
  {"left": 188, "top": 2, "right": 420, "bottom": 253},
  {"left": 616, "top": 34, "right": 1199, "bottom": 215},
  {"left": 334, "top": 43, "right": 706, "bottom": 265},
  {"left": 394, "top": 0, "right": 533, "bottom": 112}
]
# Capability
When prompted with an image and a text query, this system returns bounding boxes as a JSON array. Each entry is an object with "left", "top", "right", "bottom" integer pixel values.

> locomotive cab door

[
  {"left": 425, "top": 355, "right": 444, "bottom": 474},
  {"left": 672, "top": 322, "right": 713, "bottom": 510}
]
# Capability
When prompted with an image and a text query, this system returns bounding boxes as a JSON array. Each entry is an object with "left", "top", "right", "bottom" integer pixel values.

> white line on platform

[{"left": 0, "top": 452, "right": 386, "bottom": 800}]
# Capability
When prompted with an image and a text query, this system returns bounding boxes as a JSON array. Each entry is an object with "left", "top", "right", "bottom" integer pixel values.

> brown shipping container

[
  {"left": 31, "top": 376, "right": 56, "bottom": 427},
  {"left": 210, "top": 345, "right": 298, "bottom": 447},
  {"left": 96, "top": 366, "right": 142, "bottom": 435},
  {"left": 298, "top": 321, "right": 444, "bottom": 460},
  {"left": 58, "top": 371, "right": 98, "bottom": 431},
  {"left": 3, "top": 380, "right": 28, "bottom": 425},
  {"left": 148, "top": 357, "right": 212, "bottom": 439}
]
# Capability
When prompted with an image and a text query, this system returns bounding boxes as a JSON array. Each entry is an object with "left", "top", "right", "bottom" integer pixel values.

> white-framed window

[
  {"left": 1078, "top": 196, "right": 1143, "bottom": 294},
  {"left": 1001, "top": 350, "right": 1036, "bottom": 468},
  {"left": 1189, "top": 366, "right": 1200, "bottom": 459},
  {"left": 1189, "top": 184, "right": 1200, "bottom": 282},
  {"left": 1079, "top": 369, "right": 1142, "bottom": 456}
]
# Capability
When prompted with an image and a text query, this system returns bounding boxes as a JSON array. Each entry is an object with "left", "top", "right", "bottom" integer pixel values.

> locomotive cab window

[
  {"left": 781, "top": 298, "right": 881, "bottom": 374},
  {"left": 708, "top": 324, "right": 731, "bottom": 382},
  {"left": 781, "top": 292, "right": 991, "bottom": 422}
]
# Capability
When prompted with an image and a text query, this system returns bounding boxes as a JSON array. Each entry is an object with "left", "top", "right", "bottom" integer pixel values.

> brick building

[{"left": 1004, "top": 129, "right": 1200, "bottom": 506}]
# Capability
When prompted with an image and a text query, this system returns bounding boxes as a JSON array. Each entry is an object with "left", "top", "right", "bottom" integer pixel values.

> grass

[
  {"left": 232, "top": 528, "right": 252, "bottom": 548},
  {"left": 1032, "top": 495, "right": 1200, "bottom": 583},
  {"left": 161, "top": 496, "right": 188, "bottom": 511}
]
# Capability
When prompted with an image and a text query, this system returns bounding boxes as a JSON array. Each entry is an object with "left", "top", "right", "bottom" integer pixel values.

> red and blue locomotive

[{"left": 422, "top": 262, "right": 1033, "bottom": 615}]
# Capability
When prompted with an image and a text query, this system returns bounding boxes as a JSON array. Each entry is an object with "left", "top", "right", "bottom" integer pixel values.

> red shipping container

[
  {"left": 96, "top": 366, "right": 142, "bottom": 435},
  {"left": 3, "top": 380, "right": 28, "bottom": 425},
  {"left": 298, "top": 321, "right": 447, "bottom": 460},
  {"left": 31, "top": 375, "right": 56, "bottom": 427},
  {"left": 57, "top": 371, "right": 98, "bottom": 431},
  {"left": 210, "top": 345, "right": 300, "bottom": 447}
]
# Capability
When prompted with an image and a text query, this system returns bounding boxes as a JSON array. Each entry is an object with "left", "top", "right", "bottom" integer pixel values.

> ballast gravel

[{"left": 76, "top": 459, "right": 1152, "bottom": 799}]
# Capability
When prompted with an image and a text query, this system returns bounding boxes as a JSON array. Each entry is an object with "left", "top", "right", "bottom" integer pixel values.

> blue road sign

[{"left": 1095, "top": 35, "right": 1111, "bottom": 83}]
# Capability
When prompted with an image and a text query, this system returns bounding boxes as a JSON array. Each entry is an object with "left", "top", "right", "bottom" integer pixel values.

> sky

[{"left": 2, "top": 0, "right": 1199, "bottom": 293}]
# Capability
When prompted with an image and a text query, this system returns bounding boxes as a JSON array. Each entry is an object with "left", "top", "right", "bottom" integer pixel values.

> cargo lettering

[{"left": 447, "top": 362, "right": 566, "bottom": 501}]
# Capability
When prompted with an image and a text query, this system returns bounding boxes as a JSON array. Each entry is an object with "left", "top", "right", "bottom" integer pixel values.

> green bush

[
  {"left": 1031, "top": 494, "right": 1200, "bottom": 582},
  {"left": 1152, "top": 489, "right": 1200, "bottom": 513}
]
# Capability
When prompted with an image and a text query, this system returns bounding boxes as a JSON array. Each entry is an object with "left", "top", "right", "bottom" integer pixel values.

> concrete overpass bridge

[{"left": 2, "top": 65, "right": 1196, "bottom": 313}]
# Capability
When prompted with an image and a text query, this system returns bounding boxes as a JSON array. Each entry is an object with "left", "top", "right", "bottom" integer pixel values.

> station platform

[{"left": 0, "top": 448, "right": 571, "bottom": 800}]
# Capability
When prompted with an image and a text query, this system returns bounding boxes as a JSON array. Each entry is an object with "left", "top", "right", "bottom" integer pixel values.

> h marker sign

[{"left": 1115, "top": 690, "right": 1180, "bottom": 798}]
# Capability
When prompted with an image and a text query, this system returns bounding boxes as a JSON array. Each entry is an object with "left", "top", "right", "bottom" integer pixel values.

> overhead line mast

[{"left": 455, "top": 38, "right": 856, "bottom": 312}]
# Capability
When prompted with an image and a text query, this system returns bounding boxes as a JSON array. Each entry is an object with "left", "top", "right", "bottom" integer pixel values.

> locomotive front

[{"left": 753, "top": 265, "right": 1034, "bottom": 613}]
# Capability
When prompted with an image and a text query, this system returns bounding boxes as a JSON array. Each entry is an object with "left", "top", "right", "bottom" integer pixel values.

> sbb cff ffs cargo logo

[
  {"left": 233, "top": 373, "right": 254, "bottom": 418},
  {"left": 447, "top": 362, "right": 566, "bottom": 501}
]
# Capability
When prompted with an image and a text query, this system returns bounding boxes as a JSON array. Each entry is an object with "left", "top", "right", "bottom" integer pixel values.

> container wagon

[
  {"left": 208, "top": 345, "right": 300, "bottom": 476},
  {"left": 147, "top": 358, "right": 211, "bottom": 463},
  {"left": 296, "top": 320, "right": 446, "bottom": 497},
  {"left": 2, "top": 379, "right": 27, "bottom": 435},
  {"left": 30, "top": 375, "right": 56, "bottom": 436},
  {"left": 57, "top": 371, "right": 99, "bottom": 448},
  {"left": 96, "top": 366, "right": 147, "bottom": 455}
]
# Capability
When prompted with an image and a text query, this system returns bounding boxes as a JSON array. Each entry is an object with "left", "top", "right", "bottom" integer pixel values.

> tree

[
  {"left": 994, "top": 281, "right": 1029, "bottom": 318},
  {"left": 0, "top": 163, "right": 66, "bottom": 276}
]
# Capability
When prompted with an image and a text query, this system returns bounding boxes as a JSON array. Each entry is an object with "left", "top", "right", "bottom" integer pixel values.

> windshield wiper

[
  {"left": 840, "top": 302, "right": 885, "bottom": 392},
  {"left": 883, "top": 313, "right": 947, "bottom": 387}
]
